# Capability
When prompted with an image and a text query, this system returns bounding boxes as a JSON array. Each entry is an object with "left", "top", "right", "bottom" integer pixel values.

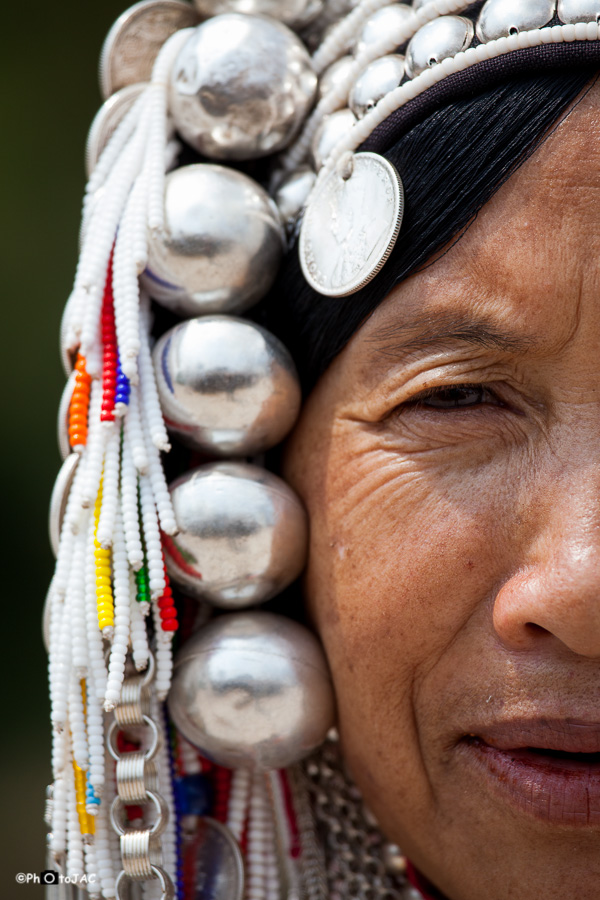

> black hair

[{"left": 260, "top": 66, "right": 598, "bottom": 391}]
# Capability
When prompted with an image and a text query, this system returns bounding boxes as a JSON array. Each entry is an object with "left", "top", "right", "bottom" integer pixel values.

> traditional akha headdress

[{"left": 46, "top": 2, "right": 600, "bottom": 898}]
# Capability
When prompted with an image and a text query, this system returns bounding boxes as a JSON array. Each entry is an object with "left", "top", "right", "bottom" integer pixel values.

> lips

[{"left": 459, "top": 719, "right": 600, "bottom": 827}]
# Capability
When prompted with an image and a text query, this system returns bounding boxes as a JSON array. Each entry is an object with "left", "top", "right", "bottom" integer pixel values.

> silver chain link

[
  {"left": 298, "top": 737, "right": 422, "bottom": 900},
  {"left": 109, "top": 656, "right": 174, "bottom": 900}
]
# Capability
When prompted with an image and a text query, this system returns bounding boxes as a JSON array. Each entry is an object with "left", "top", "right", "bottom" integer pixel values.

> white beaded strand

[
  {"left": 139, "top": 295, "right": 171, "bottom": 454},
  {"left": 50, "top": 769, "right": 68, "bottom": 859},
  {"left": 130, "top": 578, "right": 151, "bottom": 670},
  {"left": 311, "top": 0, "right": 396, "bottom": 73},
  {"left": 51, "top": 600, "right": 72, "bottom": 733},
  {"left": 245, "top": 771, "right": 276, "bottom": 900},
  {"left": 69, "top": 673, "right": 89, "bottom": 771},
  {"left": 96, "top": 427, "right": 121, "bottom": 548},
  {"left": 154, "top": 698, "right": 178, "bottom": 894},
  {"left": 69, "top": 532, "right": 89, "bottom": 678},
  {"left": 139, "top": 474, "right": 166, "bottom": 600},
  {"left": 81, "top": 380, "right": 107, "bottom": 509},
  {"left": 227, "top": 767, "right": 252, "bottom": 843},
  {"left": 85, "top": 513, "right": 109, "bottom": 703},
  {"left": 66, "top": 773, "right": 85, "bottom": 881},
  {"left": 120, "top": 435, "right": 145, "bottom": 571},
  {"left": 94, "top": 766, "right": 117, "bottom": 899},
  {"left": 86, "top": 673, "right": 106, "bottom": 803},
  {"left": 124, "top": 382, "right": 149, "bottom": 475},
  {"left": 104, "top": 510, "right": 131, "bottom": 711}
]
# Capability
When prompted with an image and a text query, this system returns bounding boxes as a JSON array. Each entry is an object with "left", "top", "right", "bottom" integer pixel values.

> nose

[{"left": 493, "top": 471, "right": 600, "bottom": 658}]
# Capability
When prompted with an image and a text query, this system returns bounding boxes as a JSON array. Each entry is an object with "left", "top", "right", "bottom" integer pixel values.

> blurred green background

[{"left": 2, "top": 1, "right": 131, "bottom": 894}]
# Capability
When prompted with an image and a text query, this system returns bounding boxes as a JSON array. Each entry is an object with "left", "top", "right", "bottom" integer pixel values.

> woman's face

[{"left": 284, "top": 87, "right": 600, "bottom": 900}]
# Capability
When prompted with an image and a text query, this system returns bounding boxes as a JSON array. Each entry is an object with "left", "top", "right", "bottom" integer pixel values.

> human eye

[{"left": 403, "top": 383, "right": 505, "bottom": 411}]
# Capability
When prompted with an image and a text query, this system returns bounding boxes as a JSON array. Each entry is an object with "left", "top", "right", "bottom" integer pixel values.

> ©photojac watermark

[{"left": 16, "top": 871, "right": 98, "bottom": 886}]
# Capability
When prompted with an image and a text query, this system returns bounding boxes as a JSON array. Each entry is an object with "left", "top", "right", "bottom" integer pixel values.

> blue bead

[{"left": 173, "top": 773, "right": 212, "bottom": 816}]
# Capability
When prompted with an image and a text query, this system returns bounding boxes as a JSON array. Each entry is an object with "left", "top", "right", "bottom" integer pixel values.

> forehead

[{"left": 360, "top": 81, "right": 600, "bottom": 354}]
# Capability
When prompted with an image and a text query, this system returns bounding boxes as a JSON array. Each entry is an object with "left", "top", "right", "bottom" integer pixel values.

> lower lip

[{"left": 461, "top": 739, "right": 600, "bottom": 827}]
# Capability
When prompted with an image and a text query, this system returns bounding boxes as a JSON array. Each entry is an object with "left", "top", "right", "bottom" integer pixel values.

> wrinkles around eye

[{"left": 401, "top": 384, "right": 506, "bottom": 412}]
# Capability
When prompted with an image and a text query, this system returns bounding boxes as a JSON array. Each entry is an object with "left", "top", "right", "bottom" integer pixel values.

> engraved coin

[
  {"left": 99, "top": 0, "right": 199, "bottom": 100},
  {"left": 180, "top": 817, "right": 244, "bottom": 900},
  {"left": 86, "top": 83, "right": 147, "bottom": 176},
  {"left": 299, "top": 152, "right": 404, "bottom": 297}
]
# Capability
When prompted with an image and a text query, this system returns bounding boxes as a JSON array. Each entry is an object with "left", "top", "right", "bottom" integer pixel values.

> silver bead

[
  {"left": 165, "top": 463, "right": 308, "bottom": 607},
  {"left": 192, "top": 0, "right": 324, "bottom": 29},
  {"left": 311, "top": 108, "right": 357, "bottom": 170},
  {"left": 169, "top": 15, "right": 317, "bottom": 160},
  {"left": 85, "top": 83, "right": 147, "bottom": 177},
  {"left": 274, "top": 166, "right": 317, "bottom": 225},
  {"left": 406, "top": 16, "right": 474, "bottom": 78},
  {"left": 152, "top": 316, "right": 301, "bottom": 456},
  {"left": 354, "top": 4, "right": 414, "bottom": 57},
  {"left": 558, "top": 0, "right": 600, "bottom": 22},
  {"left": 142, "top": 164, "right": 284, "bottom": 317},
  {"left": 168, "top": 611, "right": 336, "bottom": 769},
  {"left": 317, "top": 54, "right": 355, "bottom": 106},
  {"left": 476, "top": 0, "right": 556, "bottom": 41},
  {"left": 349, "top": 54, "right": 405, "bottom": 119},
  {"left": 383, "top": 843, "right": 408, "bottom": 877}
]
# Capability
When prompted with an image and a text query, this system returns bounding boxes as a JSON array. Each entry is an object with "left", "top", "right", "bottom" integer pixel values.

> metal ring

[
  {"left": 140, "top": 651, "right": 156, "bottom": 687},
  {"left": 114, "top": 676, "right": 151, "bottom": 727},
  {"left": 115, "top": 865, "right": 174, "bottom": 900},
  {"left": 107, "top": 715, "right": 160, "bottom": 762},
  {"left": 110, "top": 790, "right": 169, "bottom": 838}
]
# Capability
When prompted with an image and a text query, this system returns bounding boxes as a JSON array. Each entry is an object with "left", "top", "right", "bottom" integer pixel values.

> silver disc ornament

[
  {"left": 299, "top": 152, "right": 404, "bottom": 297},
  {"left": 180, "top": 818, "right": 244, "bottom": 900},
  {"left": 169, "top": 14, "right": 317, "bottom": 160},
  {"left": 85, "top": 83, "right": 147, "bottom": 177},
  {"left": 164, "top": 462, "right": 308, "bottom": 607},
  {"left": 152, "top": 316, "right": 301, "bottom": 456},
  {"left": 168, "top": 612, "right": 336, "bottom": 769},
  {"left": 99, "top": 0, "right": 199, "bottom": 99},
  {"left": 142, "top": 164, "right": 284, "bottom": 317}
]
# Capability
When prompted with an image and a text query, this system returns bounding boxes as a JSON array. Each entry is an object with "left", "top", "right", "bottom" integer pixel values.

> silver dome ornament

[
  {"left": 558, "top": 0, "right": 600, "bottom": 22},
  {"left": 317, "top": 54, "right": 355, "bottom": 105},
  {"left": 169, "top": 15, "right": 318, "bottom": 160},
  {"left": 355, "top": 4, "right": 414, "bottom": 57},
  {"left": 152, "top": 316, "right": 301, "bottom": 456},
  {"left": 191, "top": 0, "right": 324, "bottom": 29},
  {"left": 142, "top": 165, "right": 284, "bottom": 317},
  {"left": 99, "top": 0, "right": 199, "bottom": 99},
  {"left": 349, "top": 54, "right": 405, "bottom": 119},
  {"left": 274, "top": 166, "right": 317, "bottom": 227},
  {"left": 476, "top": 0, "right": 557, "bottom": 41},
  {"left": 300, "top": 152, "right": 404, "bottom": 297},
  {"left": 165, "top": 463, "right": 308, "bottom": 607},
  {"left": 311, "top": 108, "right": 357, "bottom": 170},
  {"left": 168, "top": 612, "right": 336, "bottom": 769},
  {"left": 86, "top": 83, "right": 147, "bottom": 177},
  {"left": 405, "top": 16, "right": 474, "bottom": 78}
]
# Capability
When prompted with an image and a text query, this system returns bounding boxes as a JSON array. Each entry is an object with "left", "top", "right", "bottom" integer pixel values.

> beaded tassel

[
  {"left": 100, "top": 253, "right": 118, "bottom": 424},
  {"left": 69, "top": 354, "right": 92, "bottom": 450},
  {"left": 94, "top": 480, "right": 115, "bottom": 638}
]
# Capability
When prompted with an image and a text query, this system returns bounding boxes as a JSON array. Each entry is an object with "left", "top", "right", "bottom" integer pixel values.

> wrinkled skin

[{"left": 284, "top": 85, "right": 600, "bottom": 899}]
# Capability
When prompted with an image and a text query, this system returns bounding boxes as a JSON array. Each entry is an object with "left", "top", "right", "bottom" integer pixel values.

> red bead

[{"left": 161, "top": 619, "right": 178, "bottom": 631}]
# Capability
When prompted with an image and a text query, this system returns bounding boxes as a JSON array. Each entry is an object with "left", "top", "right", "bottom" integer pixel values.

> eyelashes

[{"left": 401, "top": 384, "right": 505, "bottom": 412}]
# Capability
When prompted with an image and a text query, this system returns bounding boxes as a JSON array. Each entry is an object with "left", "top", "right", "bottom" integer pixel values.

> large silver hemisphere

[
  {"left": 311, "top": 108, "right": 357, "bottom": 170},
  {"left": 355, "top": 4, "right": 413, "bottom": 57},
  {"left": 169, "top": 14, "right": 318, "bottom": 160},
  {"left": 152, "top": 316, "right": 301, "bottom": 456},
  {"left": 191, "top": 0, "right": 324, "bottom": 29},
  {"left": 477, "top": 0, "right": 557, "bottom": 41},
  {"left": 317, "top": 55, "right": 356, "bottom": 106},
  {"left": 557, "top": 0, "right": 600, "bottom": 22},
  {"left": 349, "top": 54, "right": 406, "bottom": 119},
  {"left": 168, "top": 612, "right": 336, "bottom": 769},
  {"left": 165, "top": 463, "right": 308, "bottom": 607},
  {"left": 406, "top": 16, "right": 474, "bottom": 78},
  {"left": 274, "top": 166, "right": 317, "bottom": 226},
  {"left": 142, "top": 164, "right": 284, "bottom": 316}
]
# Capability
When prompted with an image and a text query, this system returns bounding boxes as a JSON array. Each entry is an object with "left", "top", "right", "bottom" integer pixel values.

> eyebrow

[{"left": 367, "top": 310, "right": 537, "bottom": 359}]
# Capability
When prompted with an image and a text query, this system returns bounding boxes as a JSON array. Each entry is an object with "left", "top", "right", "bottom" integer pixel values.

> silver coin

[
  {"left": 180, "top": 817, "right": 244, "bottom": 900},
  {"left": 299, "top": 152, "right": 404, "bottom": 297},
  {"left": 86, "top": 83, "right": 147, "bottom": 176},
  {"left": 99, "top": 0, "right": 199, "bottom": 100},
  {"left": 49, "top": 454, "right": 80, "bottom": 558}
]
